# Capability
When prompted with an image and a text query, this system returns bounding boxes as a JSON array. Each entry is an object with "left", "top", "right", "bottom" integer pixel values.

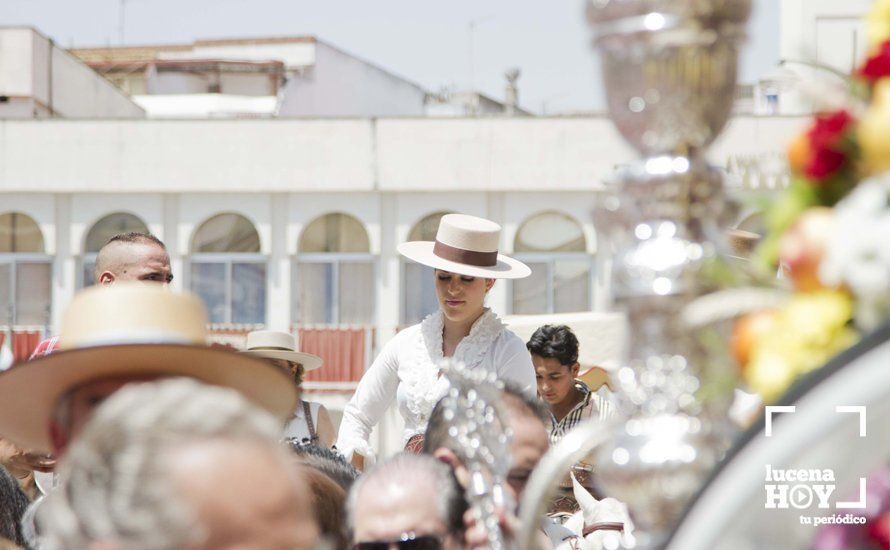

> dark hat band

[{"left": 433, "top": 240, "right": 498, "bottom": 267}]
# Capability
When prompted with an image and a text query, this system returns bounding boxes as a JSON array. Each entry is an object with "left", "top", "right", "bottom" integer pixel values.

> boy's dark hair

[{"left": 526, "top": 324, "right": 579, "bottom": 366}]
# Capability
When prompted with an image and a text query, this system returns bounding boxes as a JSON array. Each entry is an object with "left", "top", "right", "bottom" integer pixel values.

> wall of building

[
  {"left": 50, "top": 44, "right": 147, "bottom": 118},
  {"left": 219, "top": 72, "right": 275, "bottom": 96},
  {"left": 0, "top": 99, "right": 44, "bottom": 118},
  {"left": 151, "top": 71, "right": 209, "bottom": 94},
  {"left": 161, "top": 40, "right": 316, "bottom": 70},
  {"left": 144, "top": 70, "right": 275, "bottom": 97},
  {"left": 778, "top": 0, "right": 873, "bottom": 114},
  {"left": 0, "top": 28, "right": 37, "bottom": 99},
  {"left": 278, "top": 41, "right": 427, "bottom": 117},
  {"left": 0, "top": 28, "right": 145, "bottom": 119},
  {"left": 0, "top": 190, "right": 606, "bottom": 335},
  {"left": 0, "top": 115, "right": 807, "bottom": 194}
]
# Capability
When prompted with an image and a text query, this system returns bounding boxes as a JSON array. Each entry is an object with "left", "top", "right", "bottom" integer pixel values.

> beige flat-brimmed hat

[
  {"left": 398, "top": 214, "right": 531, "bottom": 279},
  {"left": 242, "top": 330, "right": 323, "bottom": 371},
  {"left": 0, "top": 284, "right": 298, "bottom": 453}
]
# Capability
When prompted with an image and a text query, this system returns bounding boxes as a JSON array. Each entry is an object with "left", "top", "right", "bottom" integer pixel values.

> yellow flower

[
  {"left": 746, "top": 347, "right": 797, "bottom": 403},
  {"left": 867, "top": 0, "right": 890, "bottom": 50},
  {"left": 744, "top": 291, "right": 858, "bottom": 402}
]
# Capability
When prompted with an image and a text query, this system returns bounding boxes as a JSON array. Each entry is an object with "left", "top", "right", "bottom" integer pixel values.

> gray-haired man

[{"left": 36, "top": 378, "right": 318, "bottom": 550}]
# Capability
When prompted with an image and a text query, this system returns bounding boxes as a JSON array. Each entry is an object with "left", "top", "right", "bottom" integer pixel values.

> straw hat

[
  {"left": 0, "top": 284, "right": 298, "bottom": 453},
  {"left": 398, "top": 214, "right": 531, "bottom": 279},
  {"left": 242, "top": 330, "right": 323, "bottom": 371}
]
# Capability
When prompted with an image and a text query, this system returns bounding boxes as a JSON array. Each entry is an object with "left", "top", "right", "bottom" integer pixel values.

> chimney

[{"left": 504, "top": 67, "right": 520, "bottom": 116}]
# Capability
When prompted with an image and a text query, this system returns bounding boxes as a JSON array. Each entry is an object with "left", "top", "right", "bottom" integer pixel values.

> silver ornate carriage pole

[{"left": 520, "top": 1, "right": 752, "bottom": 547}]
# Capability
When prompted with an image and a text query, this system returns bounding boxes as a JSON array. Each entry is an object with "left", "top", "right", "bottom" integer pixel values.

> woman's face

[
  {"left": 270, "top": 359, "right": 304, "bottom": 388},
  {"left": 434, "top": 270, "right": 494, "bottom": 324},
  {"left": 534, "top": 355, "right": 579, "bottom": 406}
]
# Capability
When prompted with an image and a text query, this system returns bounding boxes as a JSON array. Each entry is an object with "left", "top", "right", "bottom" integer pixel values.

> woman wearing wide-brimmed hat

[
  {"left": 243, "top": 330, "right": 335, "bottom": 448},
  {"left": 336, "top": 214, "right": 536, "bottom": 465}
]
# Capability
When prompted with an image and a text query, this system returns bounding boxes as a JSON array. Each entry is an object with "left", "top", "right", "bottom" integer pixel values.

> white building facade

[{"left": 0, "top": 114, "right": 805, "bottom": 333}]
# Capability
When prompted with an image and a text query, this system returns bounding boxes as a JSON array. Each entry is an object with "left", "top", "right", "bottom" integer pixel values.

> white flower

[{"left": 820, "top": 173, "right": 890, "bottom": 330}]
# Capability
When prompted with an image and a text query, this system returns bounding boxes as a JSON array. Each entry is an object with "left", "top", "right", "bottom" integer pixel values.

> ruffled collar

[
  {"left": 401, "top": 308, "right": 507, "bottom": 433},
  {"left": 420, "top": 308, "right": 506, "bottom": 367}
]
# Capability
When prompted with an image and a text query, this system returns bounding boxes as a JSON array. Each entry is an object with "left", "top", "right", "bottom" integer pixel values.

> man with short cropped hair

[
  {"left": 28, "top": 232, "right": 172, "bottom": 360},
  {"left": 93, "top": 232, "right": 172, "bottom": 286}
]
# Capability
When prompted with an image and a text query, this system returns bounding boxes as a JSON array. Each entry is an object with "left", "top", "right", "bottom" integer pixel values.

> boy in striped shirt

[
  {"left": 528, "top": 324, "right": 612, "bottom": 443},
  {"left": 528, "top": 324, "right": 614, "bottom": 513}
]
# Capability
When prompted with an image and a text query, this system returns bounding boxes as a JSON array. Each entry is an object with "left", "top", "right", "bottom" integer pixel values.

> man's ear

[
  {"left": 571, "top": 362, "right": 581, "bottom": 378},
  {"left": 97, "top": 271, "right": 115, "bottom": 285},
  {"left": 433, "top": 447, "right": 470, "bottom": 489},
  {"left": 485, "top": 278, "right": 495, "bottom": 293}
]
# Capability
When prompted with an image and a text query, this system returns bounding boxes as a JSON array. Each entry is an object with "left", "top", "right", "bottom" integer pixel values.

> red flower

[
  {"left": 808, "top": 110, "right": 853, "bottom": 150},
  {"left": 859, "top": 40, "right": 890, "bottom": 82},
  {"left": 804, "top": 148, "right": 846, "bottom": 180},
  {"left": 801, "top": 110, "right": 853, "bottom": 181}
]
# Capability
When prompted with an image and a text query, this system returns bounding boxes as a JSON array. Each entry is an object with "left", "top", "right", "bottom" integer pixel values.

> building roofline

[
  {"left": 67, "top": 34, "right": 426, "bottom": 93},
  {"left": 70, "top": 43, "right": 195, "bottom": 55},
  {"left": 428, "top": 90, "right": 535, "bottom": 116},
  {"left": 194, "top": 35, "right": 317, "bottom": 47},
  {"left": 86, "top": 58, "right": 286, "bottom": 71},
  {"left": 70, "top": 35, "right": 317, "bottom": 55},
  {"left": 312, "top": 38, "right": 428, "bottom": 95}
]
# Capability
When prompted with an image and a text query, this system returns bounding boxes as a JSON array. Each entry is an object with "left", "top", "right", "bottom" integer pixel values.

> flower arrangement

[
  {"left": 732, "top": 1, "right": 890, "bottom": 402},
  {"left": 814, "top": 466, "right": 890, "bottom": 549}
]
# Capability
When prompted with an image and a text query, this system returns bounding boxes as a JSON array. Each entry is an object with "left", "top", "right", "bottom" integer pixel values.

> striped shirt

[{"left": 548, "top": 381, "right": 613, "bottom": 444}]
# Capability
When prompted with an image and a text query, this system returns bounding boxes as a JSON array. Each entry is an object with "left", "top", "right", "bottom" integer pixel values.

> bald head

[
  {"left": 348, "top": 453, "right": 465, "bottom": 547},
  {"left": 95, "top": 233, "right": 172, "bottom": 286}
]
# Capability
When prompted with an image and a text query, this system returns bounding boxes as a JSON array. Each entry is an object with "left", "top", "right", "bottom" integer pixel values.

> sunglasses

[{"left": 352, "top": 533, "right": 443, "bottom": 550}]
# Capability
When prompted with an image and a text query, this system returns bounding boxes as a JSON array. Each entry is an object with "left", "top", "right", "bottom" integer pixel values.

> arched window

[
  {"left": 81, "top": 212, "right": 150, "bottom": 287},
  {"left": 0, "top": 213, "right": 51, "bottom": 326},
  {"left": 190, "top": 213, "right": 266, "bottom": 325},
  {"left": 512, "top": 211, "right": 593, "bottom": 314},
  {"left": 295, "top": 213, "right": 374, "bottom": 325},
  {"left": 402, "top": 211, "right": 453, "bottom": 325}
]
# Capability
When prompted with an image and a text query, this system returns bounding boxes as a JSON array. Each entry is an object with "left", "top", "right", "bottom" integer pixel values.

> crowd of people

[{"left": 0, "top": 214, "right": 629, "bottom": 549}]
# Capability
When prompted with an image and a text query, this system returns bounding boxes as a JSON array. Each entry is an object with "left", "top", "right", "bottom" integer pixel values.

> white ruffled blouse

[{"left": 335, "top": 309, "right": 536, "bottom": 461}]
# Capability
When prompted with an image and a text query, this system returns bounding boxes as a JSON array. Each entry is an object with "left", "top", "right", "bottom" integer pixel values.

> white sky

[{"left": 1, "top": 0, "right": 780, "bottom": 114}]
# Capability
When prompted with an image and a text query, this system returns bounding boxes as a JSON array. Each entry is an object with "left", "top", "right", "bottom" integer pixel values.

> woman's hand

[{"left": 350, "top": 452, "right": 365, "bottom": 472}]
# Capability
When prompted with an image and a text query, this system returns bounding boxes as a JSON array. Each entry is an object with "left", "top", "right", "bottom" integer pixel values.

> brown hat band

[{"left": 433, "top": 240, "right": 498, "bottom": 267}]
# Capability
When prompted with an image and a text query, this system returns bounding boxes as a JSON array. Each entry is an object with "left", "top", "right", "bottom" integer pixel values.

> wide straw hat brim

[
  {"left": 0, "top": 344, "right": 298, "bottom": 454},
  {"left": 242, "top": 349, "right": 323, "bottom": 371},
  {"left": 398, "top": 241, "right": 531, "bottom": 279}
]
